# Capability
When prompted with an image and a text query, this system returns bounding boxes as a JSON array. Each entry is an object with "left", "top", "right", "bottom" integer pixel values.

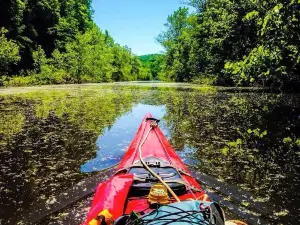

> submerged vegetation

[
  {"left": 0, "top": 86, "right": 142, "bottom": 223},
  {"left": 0, "top": 84, "right": 299, "bottom": 224},
  {"left": 0, "top": 0, "right": 299, "bottom": 224}
]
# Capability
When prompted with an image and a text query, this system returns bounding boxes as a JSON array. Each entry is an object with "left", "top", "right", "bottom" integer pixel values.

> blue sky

[{"left": 92, "top": 0, "right": 183, "bottom": 56}]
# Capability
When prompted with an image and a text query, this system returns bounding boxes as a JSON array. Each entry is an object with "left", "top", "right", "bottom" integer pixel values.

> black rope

[
  {"left": 150, "top": 212, "right": 208, "bottom": 225},
  {"left": 148, "top": 211, "right": 208, "bottom": 225},
  {"left": 125, "top": 204, "right": 210, "bottom": 225},
  {"left": 127, "top": 212, "right": 208, "bottom": 225}
]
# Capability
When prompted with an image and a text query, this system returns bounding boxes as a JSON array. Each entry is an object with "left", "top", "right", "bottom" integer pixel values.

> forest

[
  {"left": 157, "top": 0, "right": 300, "bottom": 88},
  {"left": 0, "top": 0, "right": 299, "bottom": 88},
  {"left": 0, "top": 0, "right": 152, "bottom": 86},
  {"left": 139, "top": 54, "right": 163, "bottom": 80}
]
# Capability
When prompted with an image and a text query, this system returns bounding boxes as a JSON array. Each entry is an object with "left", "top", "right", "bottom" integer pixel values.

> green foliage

[
  {"left": 157, "top": 7, "right": 194, "bottom": 82},
  {"left": 0, "top": 28, "right": 20, "bottom": 75},
  {"left": 33, "top": 46, "right": 47, "bottom": 73},
  {"left": 139, "top": 54, "right": 163, "bottom": 80},
  {"left": 247, "top": 128, "right": 268, "bottom": 139},
  {"left": 223, "top": 1, "right": 300, "bottom": 87},
  {"left": 158, "top": 0, "right": 300, "bottom": 87},
  {"left": 0, "top": 0, "right": 93, "bottom": 74},
  {"left": 283, "top": 137, "right": 293, "bottom": 144},
  {"left": 192, "top": 76, "right": 217, "bottom": 85},
  {"left": 5, "top": 25, "right": 150, "bottom": 86},
  {"left": 0, "top": 0, "right": 149, "bottom": 85},
  {"left": 2, "top": 0, "right": 299, "bottom": 87},
  {"left": 296, "top": 139, "right": 300, "bottom": 147},
  {"left": 157, "top": 7, "right": 190, "bottom": 48}
]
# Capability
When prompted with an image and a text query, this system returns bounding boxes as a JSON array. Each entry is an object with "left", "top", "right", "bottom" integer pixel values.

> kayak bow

[{"left": 84, "top": 113, "right": 247, "bottom": 225}]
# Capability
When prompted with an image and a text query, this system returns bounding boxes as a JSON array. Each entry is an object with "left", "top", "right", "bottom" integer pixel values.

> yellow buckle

[{"left": 147, "top": 183, "right": 169, "bottom": 205}]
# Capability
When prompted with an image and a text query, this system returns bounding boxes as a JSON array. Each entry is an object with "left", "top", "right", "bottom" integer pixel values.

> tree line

[
  {"left": 139, "top": 54, "right": 164, "bottom": 80},
  {"left": 1, "top": 0, "right": 299, "bottom": 87},
  {"left": 0, "top": 0, "right": 151, "bottom": 86},
  {"left": 157, "top": 0, "right": 300, "bottom": 88}
]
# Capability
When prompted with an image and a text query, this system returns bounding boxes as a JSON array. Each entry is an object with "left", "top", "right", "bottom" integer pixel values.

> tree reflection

[
  {"left": 0, "top": 86, "right": 140, "bottom": 223},
  {"left": 161, "top": 91, "right": 300, "bottom": 223},
  {"left": 0, "top": 85, "right": 299, "bottom": 224}
]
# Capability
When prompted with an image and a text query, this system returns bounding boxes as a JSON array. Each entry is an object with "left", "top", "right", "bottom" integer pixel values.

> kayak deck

[
  {"left": 118, "top": 113, "right": 190, "bottom": 172},
  {"left": 84, "top": 114, "right": 209, "bottom": 224}
]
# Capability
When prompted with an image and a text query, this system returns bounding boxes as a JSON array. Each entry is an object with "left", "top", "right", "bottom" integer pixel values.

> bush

[
  {"left": 192, "top": 76, "right": 217, "bottom": 85},
  {"left": 4, "top": 76, "right": 37, "bottom": 87}
]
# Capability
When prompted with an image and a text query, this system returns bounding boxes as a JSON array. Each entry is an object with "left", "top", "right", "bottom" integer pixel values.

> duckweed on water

[{"left": 0, "top": 84, "right": 299, "bottom": 224}]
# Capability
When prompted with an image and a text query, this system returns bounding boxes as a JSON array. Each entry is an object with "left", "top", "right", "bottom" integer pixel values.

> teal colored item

[{"left": 141, "top": 200, "right": 212, "bottom": 225}]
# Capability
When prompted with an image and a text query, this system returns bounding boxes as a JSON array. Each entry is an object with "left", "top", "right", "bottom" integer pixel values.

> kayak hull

[{"left": 85, "top": 113, "right": 208, "bottom": 224}]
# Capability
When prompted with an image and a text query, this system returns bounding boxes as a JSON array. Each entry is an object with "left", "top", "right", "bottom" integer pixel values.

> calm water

[
  {"left": 0, "top": 83, "right": 299, "bottom": 224},
  {"left": 81, "top": 103, "right": 197, "bottom": 172}
]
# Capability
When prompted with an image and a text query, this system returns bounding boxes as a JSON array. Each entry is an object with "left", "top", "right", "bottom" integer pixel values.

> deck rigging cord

[
  {"left": 138, "top": 119, "right": 181, "bottom": 202},
  {"left": 125, "top": 204, "right": 210, "bottom": 225}
]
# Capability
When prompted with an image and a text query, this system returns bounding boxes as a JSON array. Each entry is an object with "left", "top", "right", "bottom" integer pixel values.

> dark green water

[{"left": 0, "top": 84, "right": 299, "bottom": 224}]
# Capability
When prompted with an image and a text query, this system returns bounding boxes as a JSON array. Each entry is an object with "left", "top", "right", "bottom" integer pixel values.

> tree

[
  {"left": 55, "top": 0, "right": 93, "bottom": 50},
  {"left": 0, "top": 0, "right": 26, "bottom": 39},
  {"left": 0, "top": 0, "right": 94, "bottom": 75},
  {"left": 157, "top": 7, "right": 190, "bottom": 50},
  {"left": 32, "top": 45, "right": 47, "bottom": 73},
  {"left": 25, "top": 25, "right": 148, "bottom": 85},
  {"left": 0, "top": 28, "right": 20, "bottom": 75},
  {"left": 158, "top": 0, "right": 300, "bottom": 87},
  {"left": 224, "top": 0, "right": 300, "bottom": 87},
  {"left": 139, "top": 54, "right": 164, "bottom": 80}
]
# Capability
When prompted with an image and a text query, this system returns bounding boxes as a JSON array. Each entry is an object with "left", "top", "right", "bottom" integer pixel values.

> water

[
  {"left": 81, "top": 103, "right": 197, "bottom": 172},
  {"left": 0, "top": 83, "right": 299, "bottom": 224},
  {"left": 81, "top": 103, "right": 167, "bottom": 171}
]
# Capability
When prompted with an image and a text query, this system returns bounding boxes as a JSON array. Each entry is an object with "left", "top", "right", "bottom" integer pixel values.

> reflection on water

[
  {"left": 0, "top": 84, "right": 299, "bottom": 224},
  {"left": 81, "top": 104, "right": 167, "bottom": 171},
  {"left": 81, "top": 103, "right": 198, "bottom": 172}
]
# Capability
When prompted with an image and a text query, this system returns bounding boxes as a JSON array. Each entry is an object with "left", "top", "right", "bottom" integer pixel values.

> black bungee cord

[{"left": 125, "top": 203, "right": 211, "bottom": 225}]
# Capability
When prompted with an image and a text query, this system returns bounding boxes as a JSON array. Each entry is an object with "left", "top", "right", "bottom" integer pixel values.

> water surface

[{"left": 0, "top": 83, "right": 299, "bottom": 224}]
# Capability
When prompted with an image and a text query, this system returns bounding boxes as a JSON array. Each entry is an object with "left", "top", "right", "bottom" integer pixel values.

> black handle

[{"left": 146, "top": 117, "right": 160, "bottom": 123}]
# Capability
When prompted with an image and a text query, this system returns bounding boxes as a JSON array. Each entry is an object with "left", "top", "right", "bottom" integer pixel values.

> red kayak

[{"left": 84, "top": 114, "right": 247, "bottom": 225}]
